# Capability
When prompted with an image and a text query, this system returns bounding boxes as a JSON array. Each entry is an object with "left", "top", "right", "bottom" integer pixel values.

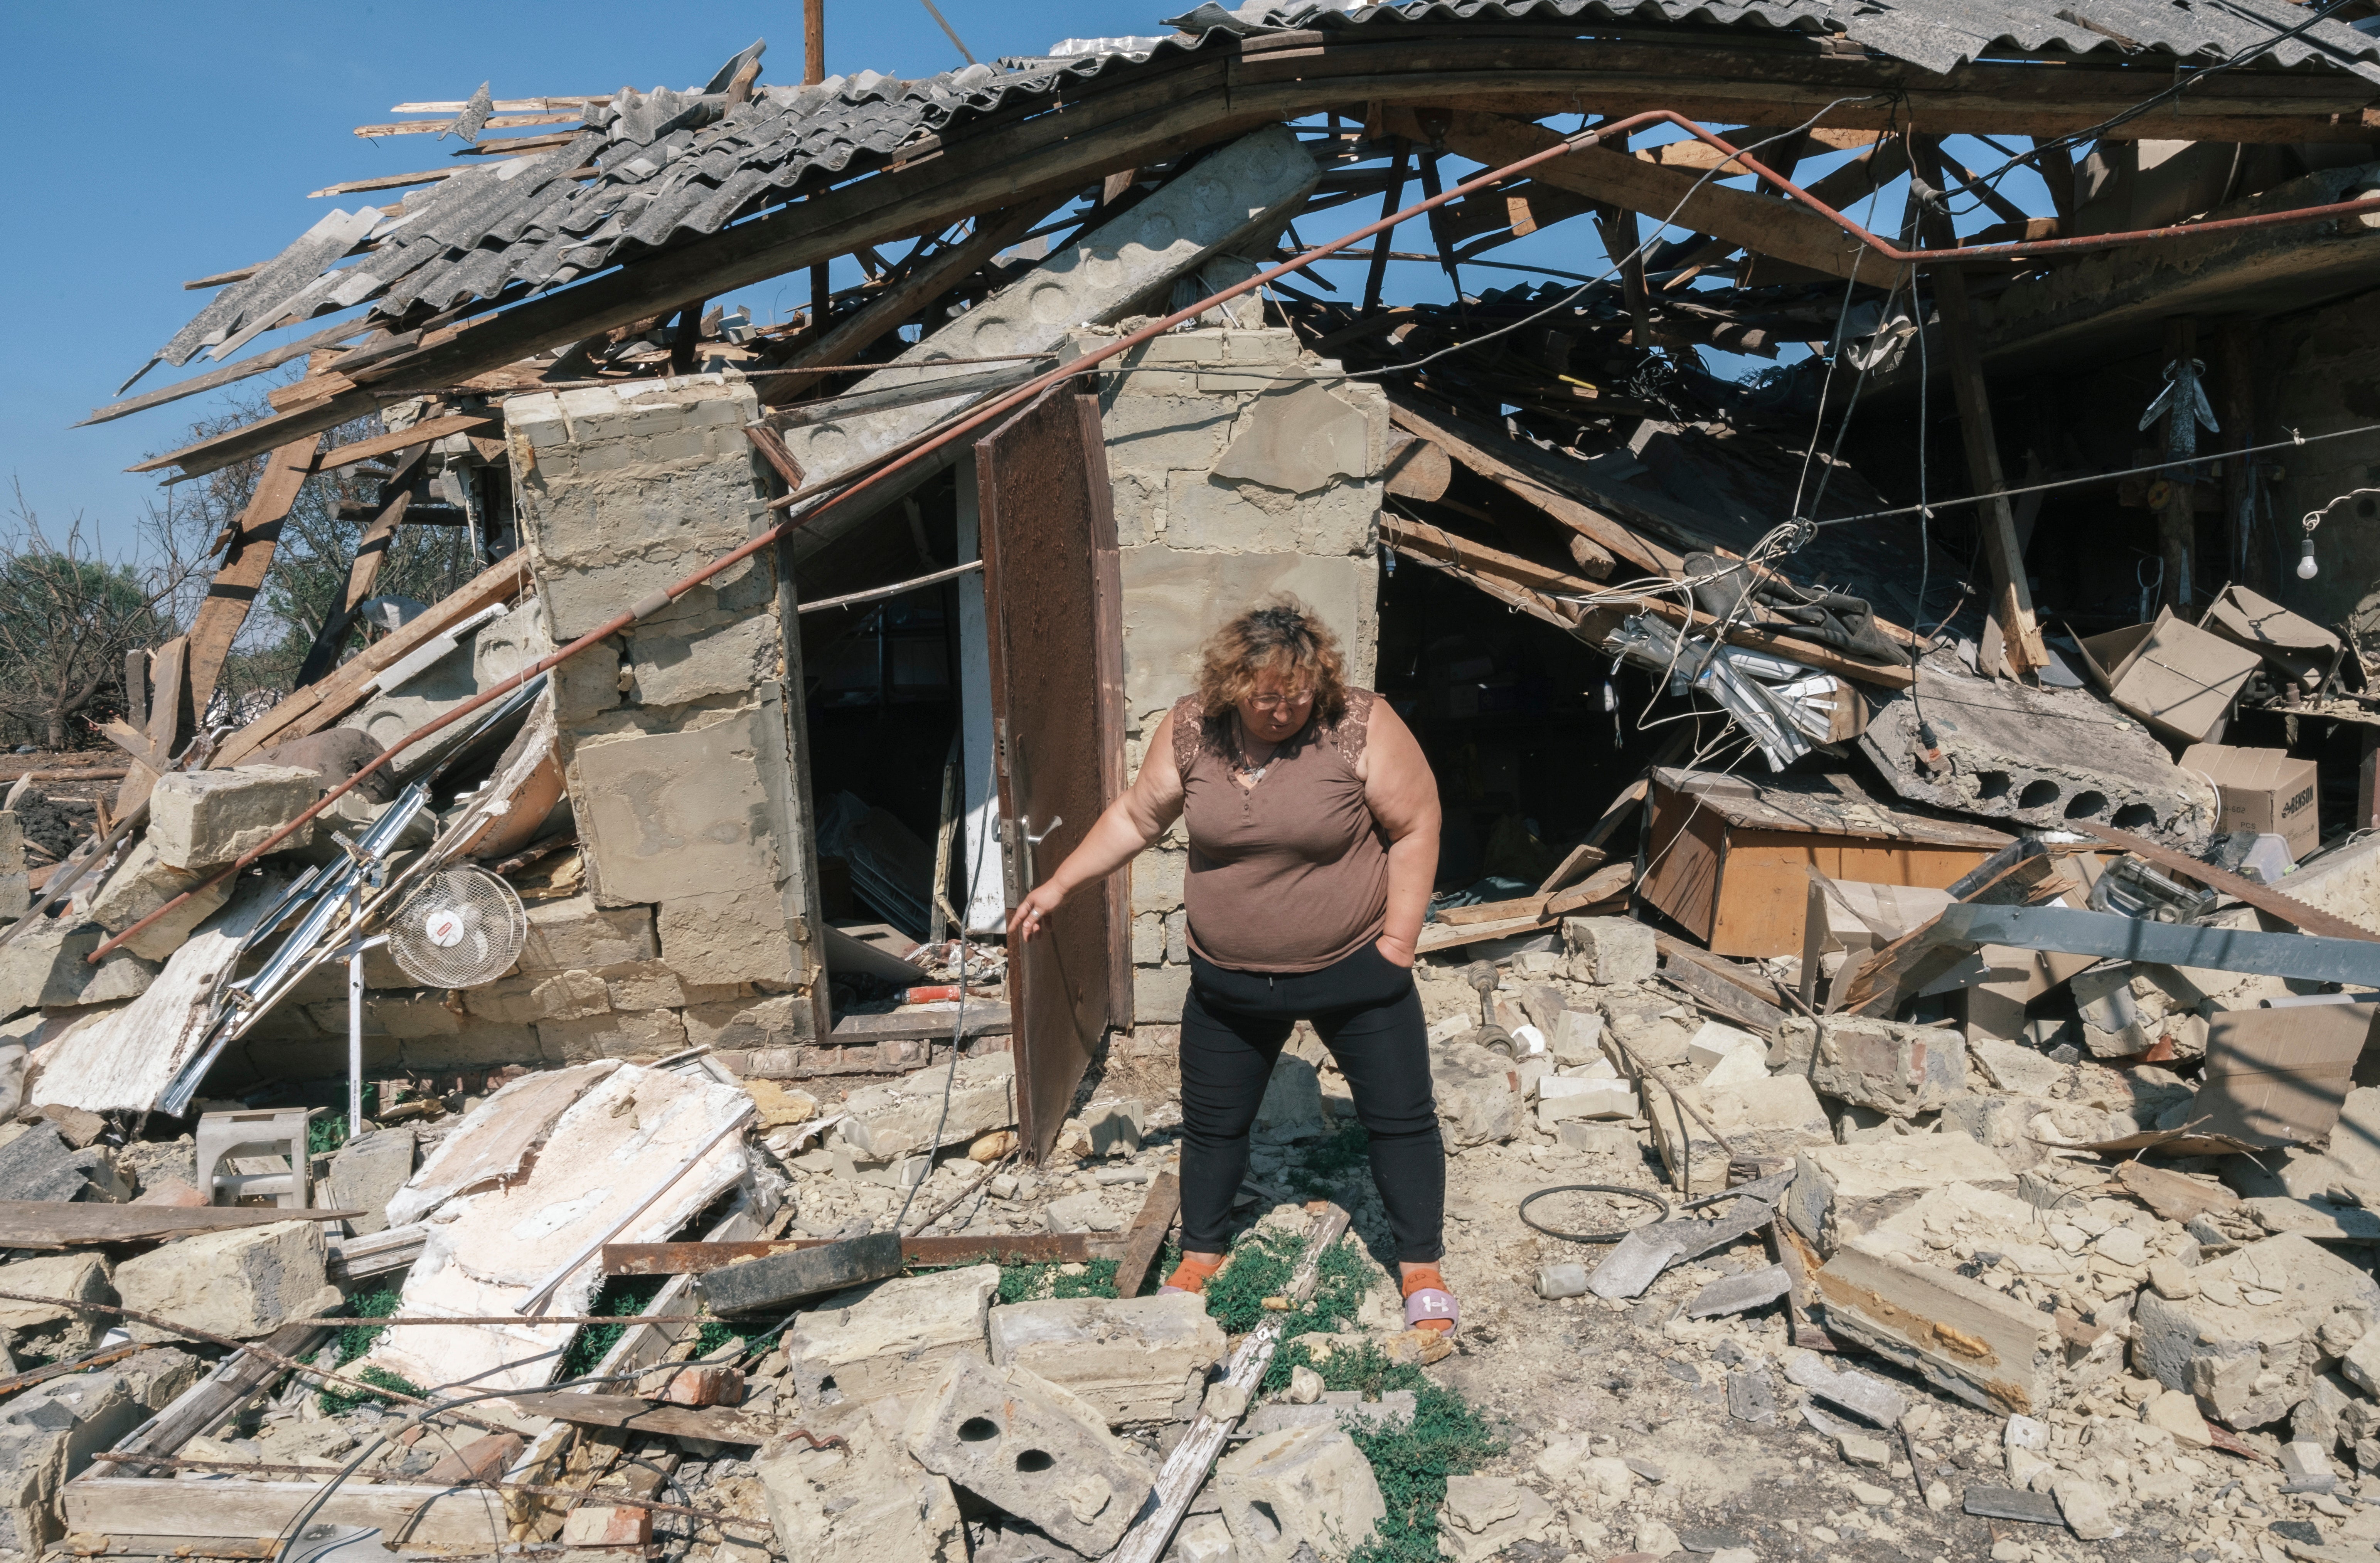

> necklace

[{"left": 1230, "top": 717, "right": 1277, "bottom": 783}]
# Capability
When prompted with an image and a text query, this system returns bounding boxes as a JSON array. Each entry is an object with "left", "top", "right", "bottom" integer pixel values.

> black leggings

[{"left": 1178, "top": 942, "right": 1445, "bottom": 1264}]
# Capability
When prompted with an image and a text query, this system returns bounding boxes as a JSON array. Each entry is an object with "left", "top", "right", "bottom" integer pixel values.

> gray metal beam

[{"left": 1935, "top": 903, "right": 2380, "bottom": 988}]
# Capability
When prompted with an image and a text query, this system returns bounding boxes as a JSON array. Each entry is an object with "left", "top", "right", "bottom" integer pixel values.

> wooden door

[{"left": 975, "top": 388, "right": 1127, "bottom": 1163}]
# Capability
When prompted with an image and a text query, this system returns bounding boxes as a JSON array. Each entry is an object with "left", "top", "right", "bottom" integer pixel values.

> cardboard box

[
  {"left": 2178, "top": 741, "right": 2321, "bottom": 860},
  {"left": 2074, "top": 608, "right": 2261, "bottom": 744},
  {"left": 2072, "top": 1002, "right": 2376, "bottom": 1155},
  {"left": 2200, "top": 584, "right": 2342, "bottom": 689}
]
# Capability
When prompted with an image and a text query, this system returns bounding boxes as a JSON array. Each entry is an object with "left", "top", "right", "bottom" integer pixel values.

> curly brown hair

[{"left": 1195, "top": 596, "right": 1349, "bottom": 726}]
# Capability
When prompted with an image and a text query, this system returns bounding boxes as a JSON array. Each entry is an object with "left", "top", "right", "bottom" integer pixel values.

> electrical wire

[
  {"left": 1951, "top": 0, "right": 2366, "bottom": 207},
  {"left": 1811, "top": 420, "right": 2380, "bottom": 528},
  {"left": 893, "top": 744, "right": 993, "bottom": 1233}
]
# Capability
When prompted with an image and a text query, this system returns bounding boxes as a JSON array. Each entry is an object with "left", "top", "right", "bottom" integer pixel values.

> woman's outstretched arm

[
  {"left": 1361, "top": 701, "right": 1441, "bottom": 967},
  {"left": 1006, "top": 710, "right": 1187, "bottom": 940}
]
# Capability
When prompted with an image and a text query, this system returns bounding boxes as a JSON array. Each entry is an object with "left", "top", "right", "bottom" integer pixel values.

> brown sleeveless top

[{"left": 1171, "top": 688, "right": 1389, "bottom": 973}]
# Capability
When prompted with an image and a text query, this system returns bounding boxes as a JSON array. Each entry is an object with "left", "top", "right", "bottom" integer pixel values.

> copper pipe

[{"left": 88, "top": 113, "right": 2380, "bottom": 962}]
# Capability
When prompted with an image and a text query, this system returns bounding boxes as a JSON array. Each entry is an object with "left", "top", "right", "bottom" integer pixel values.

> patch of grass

[
  {"left": 1204, "top": 1227, "right": 1371, "bottom": 1340},
  {"left": 559, "top": 1275, "right": 670, "bottom": 1382},
  {"left": 693, "top": 1320, "right": 746, "bottom": 1358},
  {"left": 317, "top": 1364, "right": 425, "bottom": 1417},
  {"left": 330, "top": 1284, "right": 401, "bottom": 1368},
  {"left": 996, "top": 1258, "right": 1120, "bottom": 1304}
]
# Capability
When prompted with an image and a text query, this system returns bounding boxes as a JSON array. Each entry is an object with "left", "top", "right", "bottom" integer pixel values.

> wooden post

[
  {"left": 291, "top": 444, "right": 430, "bottom": 690},
  {"left": 1360, "top": 138, "right": 1410, "bottom": 316},
  {"left": 2157, "top": 316, "right": 2200, "bottom": 611},
  {"left": 805, "top": 0, "right": 829, "bottom": 337},
  {"left": 1909, "top": 137, "right": 2050, "bottom": 680}
]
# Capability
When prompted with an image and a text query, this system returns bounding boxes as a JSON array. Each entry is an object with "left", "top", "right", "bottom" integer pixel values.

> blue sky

[{"left": 2, "top": 3, "right": 2024, "bottom": 558}]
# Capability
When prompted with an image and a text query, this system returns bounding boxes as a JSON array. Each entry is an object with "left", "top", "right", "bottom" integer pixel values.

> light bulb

[{"left": 2299, "top": 538, "right": 2321, "bottom": 580}]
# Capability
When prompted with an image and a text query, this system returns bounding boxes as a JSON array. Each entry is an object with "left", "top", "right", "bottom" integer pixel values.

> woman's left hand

[{"left": 1374, "top": 932, "right": 1415, "bottom": 968}]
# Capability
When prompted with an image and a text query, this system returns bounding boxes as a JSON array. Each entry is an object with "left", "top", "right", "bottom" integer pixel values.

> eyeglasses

[{"left": 1248, "top": 689, "right": 1315, "bottom": 712}]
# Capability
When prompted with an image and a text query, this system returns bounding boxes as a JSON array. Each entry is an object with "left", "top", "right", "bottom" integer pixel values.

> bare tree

[{"left": 0, "top": 482, "right": 199, "bottom": 751}]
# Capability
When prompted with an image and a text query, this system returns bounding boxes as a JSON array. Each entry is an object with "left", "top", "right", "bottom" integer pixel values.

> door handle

[{"left": 1025, "top": 815, "right": 1065, "bottom": 846}]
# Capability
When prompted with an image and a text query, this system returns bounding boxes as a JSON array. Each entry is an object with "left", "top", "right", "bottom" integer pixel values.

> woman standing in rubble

[{"left": 1009, "top": 597, "right": 1457, "bottom": 1333}]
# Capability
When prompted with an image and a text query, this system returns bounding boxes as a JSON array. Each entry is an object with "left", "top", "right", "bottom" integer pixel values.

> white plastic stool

[{"left": 194, "top": 1107, "right": 322, "bottom": 1209}]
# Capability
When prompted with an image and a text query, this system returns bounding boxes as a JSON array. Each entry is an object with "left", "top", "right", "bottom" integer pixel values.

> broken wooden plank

[
  {"left": 1383, "top": 400, "right": 1656, "bottom": 574},
  {"left": 1656, "top": 951, "right": 1785, "bottom": 1041},
  {"left": 314, "top": 414, "right": 496, "bottom": 475},
  {"left": 213, "top": 554, "right": 528, "bottom": 766},
  {"left": 1111, "top": 1169, "right": 1182, "bottom": 1301},
  {"left": 0, "top": 1203, "right": 364, "bottom": 1250},
  {"left": 1381, "top": 511, "right": 1610, "bottom": 595},
  {"left": 183, "top": 433, "right": 322, "bottom": 742},
  {"left": 292, "top": 445, "right": 430, "bottom": 688},
  {"left": 1416, "top": 111, "right": 1878, "bottom": 283},
  {"left": 2115, "top": 1161, "right": 2242, "bottom": 1225},
  {"left": 600, "top": 1232, "right": 1091, "bottom": 1275},
  {"left": 499, "top": 1393, "right": 775, "bottom": 1445},
  {"left": 1836, "top": 851, "right": 2072, "bottom": 1016},
  {"left": 62, "top": 1477, "right": 513, "bottom": 1548}
]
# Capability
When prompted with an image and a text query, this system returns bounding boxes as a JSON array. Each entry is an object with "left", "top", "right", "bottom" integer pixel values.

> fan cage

[{"left": 387, "top": 866, "right": 528, "bottom": 988}]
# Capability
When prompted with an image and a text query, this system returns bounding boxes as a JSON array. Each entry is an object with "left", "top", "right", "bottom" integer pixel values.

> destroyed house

[{"left": 16, "top": 0, "right": 2380, "bottom": 1554}]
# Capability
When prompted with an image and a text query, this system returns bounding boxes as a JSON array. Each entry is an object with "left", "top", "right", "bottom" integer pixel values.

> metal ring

[{"left": 1518, "top": 1184, "right": 1673, "bottom": 1245}]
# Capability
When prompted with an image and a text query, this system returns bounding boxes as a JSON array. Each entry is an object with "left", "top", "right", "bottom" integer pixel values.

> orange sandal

[
  {"left": 1161, "top": 1253, "right": 1227, "bottom": 1296},
  {"left": 1402, "top": 1265, "right": 1458, "bottom": 1333}
]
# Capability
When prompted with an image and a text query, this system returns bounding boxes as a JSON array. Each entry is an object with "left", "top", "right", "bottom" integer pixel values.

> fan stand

[{"left": 329, "top": 831, "right": 394, "bottom": 1140}]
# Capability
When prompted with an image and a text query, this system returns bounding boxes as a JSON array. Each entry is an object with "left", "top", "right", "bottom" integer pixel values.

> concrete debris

[
  {"left": 1217, "top": 1423, "right": 1390, "bottom": 1563},
  {"left": 755, "top": 1399, "right": 963, "bottom": 1563},
  {"left": 1785, "top": 1133, "right": 2017, "bottom": 1256},
  {"left": 0, "top": 1349, "right": 196, "bottom": 1555},
  {"left": 115, "top": 1219, "right": 340, "bottom": 1343},
  {"left": 1797, "top": 1014, "right": 1969, "bottom": 1115},
  {"left": 0, "top": 1252, "right": 115, "bottom": 1357},
  {"left": 987, "top": 1292, "right": 1227, "bottom": 1425},
  {"left": 1565, "top": 917, "right": 1657, "bottom": 986},
  {"left": 787, "top": 1264, "right": 1000, "bottom": 1405},
  {"left": 147, "top": 765, "right": 319, "bottom": 870},
  {"left": 836, "top": 1052, "right": 1017, "bottom": 1160},
  {"left": 2135, "top": 1233, "right": 2380, "bottom": 1428},
  {"left": 905, "top": 1357, "right": 1154, "bottom": 1556}
]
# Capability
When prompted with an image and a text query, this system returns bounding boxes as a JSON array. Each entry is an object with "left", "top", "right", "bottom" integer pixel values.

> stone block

[
  {"left": 569, "top": 714, "right": 783, "bottom": 906},
  {"left": 560, "top": 1504, "right": 651, "bottom": 1548},
  {"left": 0, "top": 1041, "right": 24, "bottom": 1121},
  {"left": 1163, "top": 472, "right": 1294, "bottom": 552},
  {"left": 1045, "top": 1190, "right": 1124, "bottom": 1233},
  {"left": 1215, "top": 1422, "right": 1387, "bottom": 1563},
  {"left": 323, "top": 1128, "right": 416, "bottom": 1235},
  {"left": 1134, "top": 963, "right": 1191, "bottom": 1023},
  {"left": 115, "top": 1220, "right": 337, "bottom": 1343},
  {"left": 1687, "top": 1020, "right": 1762, "bottom": 1073},
  {"left": 987, "top": 1293, "right": 1227, "bottom": 1425},
  {"left": 785, "top": 1263, "right": 997, "bottom": 1405},
  {"left": 0, "top": 1350, "right": 196, "bottom": 1555},
  {"left": 1132, "top": 911, "right": 1163, "bottom": 965},
  {"left": 1102, "top": 394, "right": 1235, "bottom": 473},
  {"left": 532, "top": 969, "right": 611, "bottom": 1021},
  {"left": 1082, "top": 1099, "right": 1145, "bottom": 1158},
  {"left": 0, "top": 1252, "right": 113, "bottom": 1356},
  {"left": 1797, "top": 1015, "right": 1970, "bottom": 1117},
  {"left": 0, "top": 1122, "right": 121, "bottom": 1204},
  {"left": 0, "top": 921, "right": 157, "bottom": 1017},
  {"left": 905, "top": 1357, "right": 1154, "bottom": 1556},
  {"left": 1651, "top": 1074, "right": 1832, "bottom": 1192},
  {"left": 659, "top": 887, "right": 800, "bottom": 988},
  {"left": 840, "top": 1053, "right": 1015, "bottom": 1159},
  {"left": 1559, "top": 1121, "right": 1638, "bottom": 1157},
  {"left": 1431, "top": 1039, "right": 1521, "bottom": 1148},
  {"left": 1438, "top": 1475, "right": 1561, "bottom": 1563},
  {"left": 624, "top": 612, "right": 779, "bottom": 710},
  {"left": 148, "top": 766, "right": 318, "bottom": 869},
  {"left": 1811, "top": 1235, "right": 2062, "bottom": 1414},
  {"left": 519, "top": 895, "right": 658, "bottom": 972},
  {"left": 536, "top": 1006, "right": 689, "bottom": 1063},
  {"left": 2135, "top": 1233, "right": 2380, "bottom": 1428},
  {"left": 600, "top": 960, "right": 686, "bottom": 1011},
  {"left": 682, "top": 992, "right": 813, "bottom": 1050},
  {"left": 399, "top": 1025, "right": 541, "bottom": 1071},
  {"left": 754, "top": 1398, "right": 962, "bottom": 1563},
  {"left": 1536, "top": 1075, "right": 1637, "bottom": 1129},
  {"left": 85, "top": 836, "right": 233, "bottom": 960},
  {"left": 1786, "top": 1133, "right": 2016, "bottom": 1255},
  {"left": 1550, "top": 1008, "right": 1603, "bottom": 1064},
  {"left": 1130, "top": 847, "right": 1185, "bottom": 916},
  {"left": 1562, "top": 916, "right": 1656, "bottom": 985},
  {"left": 1117, "top": 547, "right": 1374, "bottom": 718},
  {"left": 1213, "top": 383, "right": 1371, "bottom": 496}
]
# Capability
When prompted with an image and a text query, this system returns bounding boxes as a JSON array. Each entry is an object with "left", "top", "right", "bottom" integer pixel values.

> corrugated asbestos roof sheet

[
  {"left": 145, "top": 0, "right": 2380, "bottom": 375},
  {"left": 1192, "top": 0, "right": 2380, "bottom": 79}
]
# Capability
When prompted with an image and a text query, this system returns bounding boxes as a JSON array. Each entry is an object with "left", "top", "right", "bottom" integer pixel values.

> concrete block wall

[
  {"left": 1080, "top": 327, "right": 1385, "bottom": 1021},
  {"left": 487, "top": 374, "right": 827, "bottom": 1055},
  {"left": 2257, "top": 290, "right": 2380, "bottom": 636}
]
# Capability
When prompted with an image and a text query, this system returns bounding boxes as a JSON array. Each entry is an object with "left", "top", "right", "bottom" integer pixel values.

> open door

[{"left": 975, "top": 387, "right": 1127, "bottom": 1164}]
